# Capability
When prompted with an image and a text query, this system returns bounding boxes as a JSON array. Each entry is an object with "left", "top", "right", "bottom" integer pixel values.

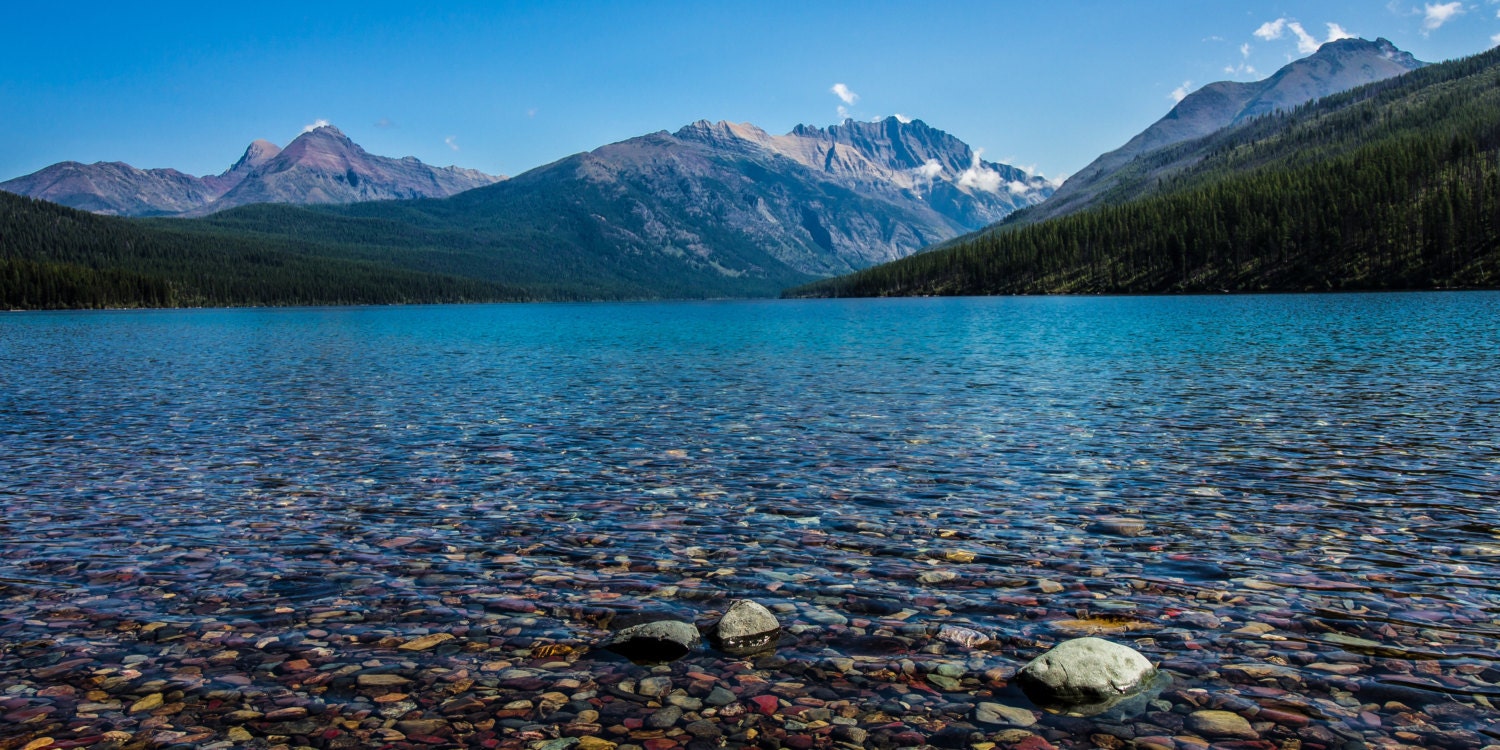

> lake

[{"left": 2, "top": 293, "right": 1498, "bottom": 749}]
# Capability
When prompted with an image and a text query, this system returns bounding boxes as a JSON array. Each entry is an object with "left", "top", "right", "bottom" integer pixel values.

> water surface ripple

[{"left": 1, "top": 294, "right": 1498, "bottom": 749}]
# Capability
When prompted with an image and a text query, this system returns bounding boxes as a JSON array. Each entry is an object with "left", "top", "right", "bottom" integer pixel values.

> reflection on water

[{"left": 2, "top": 293, "right": 1498, "bottom": 748}]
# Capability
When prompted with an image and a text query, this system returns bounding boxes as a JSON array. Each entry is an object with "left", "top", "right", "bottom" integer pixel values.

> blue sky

[{"left": 1, "top": 1, "right": 1495, "bottom": 184}]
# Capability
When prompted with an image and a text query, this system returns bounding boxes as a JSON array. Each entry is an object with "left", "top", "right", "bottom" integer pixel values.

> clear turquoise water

[{"left": 2, "top": 293, "right": 1498, "bottom": 745}]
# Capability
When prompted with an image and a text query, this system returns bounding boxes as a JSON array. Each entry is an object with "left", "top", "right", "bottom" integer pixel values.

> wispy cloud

[
  {"left": 1252, "top": 17, "right": 1353, "bottom": 54},
  {"left": 1325, "top": 23, "right": 1355, "bottom": 42},
  {"left": 907, "top": 159, "right": 944, "bottom": 196},
  {"left": 302, "top": 118, "right": 331, "bottom": 133},
  {"left": 374, "top": 118, "right": 395, "bottom": 129},
  {"left": 914, "top": 160, "right": 943, "bottom": 180},
  {"left": 1253, "top": 18, "right": 1288, "bottom": 41},
  {"left": 830, "top": 83, "right": 859, "bottom": 105},
  {"left": 1170, "top": 81, "right": 1193, "bottom": 103},
  {"left": 1493, "top": 32, "right": 1500, "bottom": 47},
  {"left": 892, "top": 113, "right": 913, "bottom": 123},
  {"left": 957, "top": 148, "right": 1003, "bottom": 194},
  {"left": 1422, "top": 1, "right": 1464, "bottom": 32},
  {"left": 1224, "top": 43, "right": 1258, "bottom": 77},
  {"left": 445, "top": 136, "right": 460, "bottom": 152}
]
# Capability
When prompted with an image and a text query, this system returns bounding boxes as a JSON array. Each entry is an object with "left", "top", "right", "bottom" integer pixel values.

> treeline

[
  {"left": 2, "top": 193, "right": 583, "bottom": 309},
  {"left": 787, "top": 47, "right": 1500, "bottom": 298}
]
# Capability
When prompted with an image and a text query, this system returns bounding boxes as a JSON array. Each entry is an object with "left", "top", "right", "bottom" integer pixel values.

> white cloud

[
  {"left": 302, "top": 118, "right": 331, "bottom": 133},
  {"left": 892, "top": 113, "right": 913, "bottom": 123},
  {"left": 445, "top": 136, "right": 460, "bottom": 151},
  {"left": 837, "top": 105, "right": 851, "bottom": 121},
  {"left": 1287, "top": 22, "right": 1320, "bottom": 54},
  {"left": 830, "top": 83, "right": 859, "bottom": 105},
  {"left": 374, "top": 117, "right": 394, "bottom": 129},
  {"left": 1251, "top": 17, "right": 1352, "bottom": 54},
  {"left": 914, "top": 160, "right": 943, "bottom": 180},
  {"left": 1423, "top": 2, "right": 1464, "bottom": 31},
  {"left": 957, "top": 148, "right": 1003, "bottom": 193},
  {"left": 1224, "top": 43, "right": 1257, "bottom": 77},
  {"left": 1170, "top": 81, "right": 1193, "bottom": 103},
  {"left": 1493, "top": 32, "right": 1500, "bottom": 46},
  {"left": 1254, "top": 18, "right": 1288, "bottom": 40}
]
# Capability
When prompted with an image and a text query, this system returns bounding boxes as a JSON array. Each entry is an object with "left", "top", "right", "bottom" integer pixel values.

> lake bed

[{"left": 2, "top": 294, "right": 1498, "bottom": 750}]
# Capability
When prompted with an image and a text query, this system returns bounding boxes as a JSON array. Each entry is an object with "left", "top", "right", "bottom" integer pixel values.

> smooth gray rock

[
  {"left": 605, "top": 620, "right": 701, "bottom": 663},
  {"left": 713, "top": 599, "right": 781, "bottom": 656},
  {"left": 1017, "top": 637, "right": 1156, "bottom": 709},
  {"left": 646, "top": 705, "right": 683, "bottom": 729},
  {"left": 974, "top": 702, "right": 1037, "bottom": 727}
]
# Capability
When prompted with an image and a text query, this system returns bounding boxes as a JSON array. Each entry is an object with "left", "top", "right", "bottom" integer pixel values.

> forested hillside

[
  {"left": 786, "top": 48, "right": 1500, "bottom": 298},
  {"left": 0, "top": 193, "right": 526, "bottom": 309}
]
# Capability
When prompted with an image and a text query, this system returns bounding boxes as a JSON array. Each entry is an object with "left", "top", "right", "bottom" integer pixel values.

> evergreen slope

[
  {"left": 0, "top": 193, "right": 531, "bottom": 309},
  {"left": 786, "top": 48, "right": 1500, "bottom": 298}
]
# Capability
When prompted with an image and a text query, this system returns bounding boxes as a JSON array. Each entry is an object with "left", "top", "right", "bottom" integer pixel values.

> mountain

[
  {"left": 191, "top": 125, "right": 503, "bottom": 214},
  {"left": 0, "top": 161, "right": 223, "bottom": 217},
  {"left": 0, "top": 126, "right": 503, "bottom": 217},
  {"left": 186, "top": 117, "right": 1049, "bottom": 285},
  {"left": 3, "top": 116, "right": 1048, "bottom": 306},
  {"left": 1021, "top": 38, "right": 1424, "bottom": 225},
  {"left": 676, "top": 118, "right": 1049, "bottom": 232},
  {"left": 786, "top": 45, "right": 1500, "bottom": 298},
  {"left": 422, "top": 116, "right": 1052, "bottom": 277}
]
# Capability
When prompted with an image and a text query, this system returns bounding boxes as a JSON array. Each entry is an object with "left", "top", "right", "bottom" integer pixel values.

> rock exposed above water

[
  {"left": 603, "top": 620, "right": 702, "bottom": 663},
  {"left": 1017, "top": 637, "right": 1157, "bottom": 711},
  {"left": 712, "top": 599, "right": 781, "bottom": 656}
]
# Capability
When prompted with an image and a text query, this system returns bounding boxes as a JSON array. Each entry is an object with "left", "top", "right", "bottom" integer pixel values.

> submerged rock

[
  {"left": 1186, "top": 709, "right": 1258, "bottom": 740},
  {"left": 937, "top": 624, "right": 990, "bottom": 648},
  {"left": 1017, "top": 637, "right": 1157, "bottom": 713},
  {"left": 604, "top": 620, "right": 701, "bottom": 663},
  {"left": 713, "top": 599, "right": 781, "bottom": 656},
  {"left": 974, "top": 702, "right": 1037, "bottom": 727},
  {"left": 1088, "top": 516, "right": 1147, "bottom": 537}
]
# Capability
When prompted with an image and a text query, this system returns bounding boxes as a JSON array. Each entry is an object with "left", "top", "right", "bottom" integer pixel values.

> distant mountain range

[
  {"left": 6, "top": 36, "right": 1491, "bottom": 310},
  {"left": 2, "top": 116, "right": 1049, "bottom": 305},
  {"left": 788, "top": 41, "right": 1499, "bottom": 298},
  {"left": 0, "top": 126, "right": 504, "bottom": 217}
]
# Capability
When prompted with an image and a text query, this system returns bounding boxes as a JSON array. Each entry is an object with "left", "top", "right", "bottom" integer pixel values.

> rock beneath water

[
  {"left": 937, "top": 624, "right": 990, "bottom": 648},
  {"left": 646, "top": 705, "right": 683, "bottom": 729},
  {"left": 1088, "top": 516, "right": 1147, "bottom": 536},
  {"left": 604, "top": 620, "right": 702, "bottom": 663},
  {"left": 713, "top": 600, "right": 781, "bottom": 656},
  {"left": 1186, "top": 709, "right": 1258, "bottom": 740},
  {"left": 974, "top": 702, "right": 1037, "bottom": 727},
  {"left": 1017, "top": 637, "right": 1157, "bottom": 713}
]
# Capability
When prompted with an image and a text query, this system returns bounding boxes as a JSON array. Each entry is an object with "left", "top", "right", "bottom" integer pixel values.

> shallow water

[{"left": 2, "top": 294, "right": 1498, "bottom": 749}]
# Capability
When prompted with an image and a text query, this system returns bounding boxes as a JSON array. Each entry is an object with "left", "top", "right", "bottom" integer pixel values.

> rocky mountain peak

[{"left": 228, "top": 139, "right": 282, "bottom": 174}]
